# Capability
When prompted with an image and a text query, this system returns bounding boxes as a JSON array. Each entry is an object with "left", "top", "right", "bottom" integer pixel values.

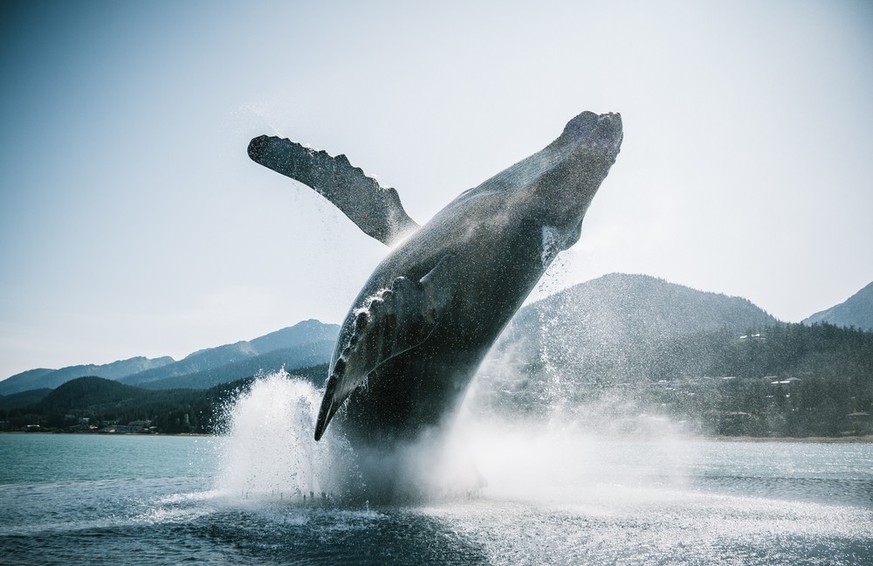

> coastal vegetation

[
  {"left": 2, "top": 321, "right": 871, "bottom": 438},
  {"left": 0, "top": 365, "right": 326, "bottom": 435}
]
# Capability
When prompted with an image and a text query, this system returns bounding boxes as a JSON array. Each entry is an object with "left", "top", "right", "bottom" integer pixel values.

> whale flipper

[
  {"left": 247, "top": 135, "right": 420, "bottom": 246},
  {"left": 314, "top": 256, "right": 456, "bottom": 440}
]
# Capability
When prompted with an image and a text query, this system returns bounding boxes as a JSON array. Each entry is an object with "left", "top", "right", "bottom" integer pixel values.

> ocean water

[{"left": 2, "top": 374, "right": 872, "bottom": 565}]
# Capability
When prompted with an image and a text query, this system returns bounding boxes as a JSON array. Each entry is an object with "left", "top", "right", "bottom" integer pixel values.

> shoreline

[
  {"left": 2, "top": 431, "right": 871, "bottom": 442},
  {"left": 714, "top": 434, "right": 873, "bottom": 443},
  {"left": 0, "top": 430, "right": 211, "bottom": 437}
]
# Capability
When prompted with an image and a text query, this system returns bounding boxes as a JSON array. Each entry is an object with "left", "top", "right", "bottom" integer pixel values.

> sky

[{"left": 1, "top": 0, "right": 871, "bottom": 380}]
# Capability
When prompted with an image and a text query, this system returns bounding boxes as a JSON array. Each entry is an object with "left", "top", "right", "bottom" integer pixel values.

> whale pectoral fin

[
  {"left": 314, "top": 257, "right": 457, "bottom": 440},
  {"left": 247, "top": 135, "right": 420, "bottom": 246}
]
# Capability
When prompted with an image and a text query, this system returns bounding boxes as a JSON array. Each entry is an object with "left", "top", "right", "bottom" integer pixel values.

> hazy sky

[{"left": 1, "top": 0, "right": 871, "bottom": 379}]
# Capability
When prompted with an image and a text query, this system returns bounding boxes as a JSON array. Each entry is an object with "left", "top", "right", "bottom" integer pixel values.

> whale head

[
  {"left": 524, "top": 111, "right": 623, "bottom": 235},
  {"left": 559, "top": 111, "right": 623, "bottom": 148}
]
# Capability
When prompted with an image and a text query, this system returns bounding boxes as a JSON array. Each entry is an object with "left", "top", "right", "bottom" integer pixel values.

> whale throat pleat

[{"left": 313, "top": 256, "right": 457, "bottom": 440}]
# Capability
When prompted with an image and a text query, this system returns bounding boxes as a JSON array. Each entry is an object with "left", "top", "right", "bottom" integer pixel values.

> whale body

[{"left": 248, "top": 111, "right": 623, "bottom": 447}]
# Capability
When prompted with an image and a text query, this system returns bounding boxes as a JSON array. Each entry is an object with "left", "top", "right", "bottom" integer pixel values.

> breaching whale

[{"left": 247, "top": 111, "right": 623, "bottom": 446}]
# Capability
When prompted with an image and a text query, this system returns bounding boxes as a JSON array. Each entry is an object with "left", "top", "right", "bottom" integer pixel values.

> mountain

[
  {"left": 518, "top": 272, "right": 777, "bottom": 342},
  {"left": 802, "top": 281, "right": 873, "bottom": 332},
  {"left": 4, "top": 366, "right": 329, "bottom": 434},
  {"left": 0, "top": 388, "right": 52, "bottom": 410},
  {"left": 484, "top": 272, "right": 778, "bottom": 372},
  {"left": 5, "top": 274, "right": 871, "bottom": 438},
  {"left": 1, "top": 279, "right": 777, "bottom": 396},
  {"left": 119, "top": 319, "right": 338, "bottom": 387},
  {"left": 15, "top": 375, "right": 218, "bottom": 433},
  {"left": 472, "top": 274, "right": 873, "bottom": 437},
  {"left": 0, "top": 369, "right": 54, "bottom": 395},
  {"left": 37, "top": 376, "right": 148, "bottom": 414},
  {"left": 0, "top": 357, "right": 174, "bottom": 396},
  {"left": 477, "top": 273, "right": 781, "bottom": 408},
  {"left": 0, "top": 320, "right": 340, "bottom": 396},
  {"left": 138, "top": 342, "right": 334, "bottom": 390},
  {"left": 249, "top": 320, "right": 336, "bottom": 353}
]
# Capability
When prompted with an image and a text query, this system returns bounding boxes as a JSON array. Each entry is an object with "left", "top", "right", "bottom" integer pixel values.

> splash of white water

[
  {"left": 214, "top": 371, "right": 358, "bottom": 501},
  {"left": 212, "top": 371, "right": 697, "bottom": 505}
]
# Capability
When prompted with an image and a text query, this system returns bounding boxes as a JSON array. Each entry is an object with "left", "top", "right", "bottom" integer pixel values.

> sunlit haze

[{"left": 1, "top": 0, "right": 871, "bottom": 379}]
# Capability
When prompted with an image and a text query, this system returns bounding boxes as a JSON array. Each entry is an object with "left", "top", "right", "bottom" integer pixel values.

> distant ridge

[
  {"left": 0, "top": 388, "right": 52, "bottom": 410},
  {"left": 0, "top": 357, "right": 174, "bottom": 396},
  {"left": 4, "top": 367, "right": 331, "bottom": 434},
  {"left": 0, "top": 319, "right": 339, "bottom": 396},
  {"left": 4, "top": 274, "right": 872, "bottom": 439},
  {"left": 510, "top": 272, "right": 778, "bottom": 347},
  {"left": 13, "top": 275, "right": 862, "bottom": 399},
  {"left": 120, "top": 319, "right": 338, "bottom": 387},
  {"left": 480, "top": 273, "right": 780, "bottom": 399},
  {"left": 37, "top": 376, "right": 146, "bottom": 414},
  {"left": 138, "top": 342, "right": 335, "bottom": 390},
  {"left": 472, "top": 273, "right": 872, "bottom": 437},
  {"left": 802, "top": 281, "right": 873, "bottom": 332}
]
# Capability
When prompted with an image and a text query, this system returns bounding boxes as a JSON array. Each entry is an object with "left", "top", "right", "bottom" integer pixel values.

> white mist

[
  {"left": 212, "top": 370, "right": 699, "bottom": 505},
  {"left": 214, "top": 371, "right": 358, "bottom": 500}
]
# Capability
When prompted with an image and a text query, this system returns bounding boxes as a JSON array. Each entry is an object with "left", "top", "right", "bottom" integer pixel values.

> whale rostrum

[{"left": 247, "top": 111, "right": 623, "bottom": 445}]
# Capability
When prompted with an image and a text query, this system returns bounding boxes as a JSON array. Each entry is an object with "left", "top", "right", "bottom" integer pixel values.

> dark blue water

[
  {"left": 2, "top": 433, "right": 871, "bottom": 565},
  {"left": 2, "top": 377, "right": 872, "bottom": 565}
]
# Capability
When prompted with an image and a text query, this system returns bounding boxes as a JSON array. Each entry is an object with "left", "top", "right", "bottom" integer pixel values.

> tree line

[
  {"left": 477, "top": 322, "right": 873, "bottom": 437},
  {"left": 0, "top": 365, "right": 327, "bottom": 434},
  {"left": 3, "top": 323, "right": 872, "bottom": 438}
]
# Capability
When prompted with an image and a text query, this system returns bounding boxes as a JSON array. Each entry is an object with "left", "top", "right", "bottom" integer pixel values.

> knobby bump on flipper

[{"left": 314, "top": 255, "right": 458, "bottom": 440}]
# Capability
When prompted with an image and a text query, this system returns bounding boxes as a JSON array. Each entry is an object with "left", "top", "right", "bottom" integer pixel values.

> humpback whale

[{"left": 248, "top": 111, "right": 623, "bottom": 446}]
